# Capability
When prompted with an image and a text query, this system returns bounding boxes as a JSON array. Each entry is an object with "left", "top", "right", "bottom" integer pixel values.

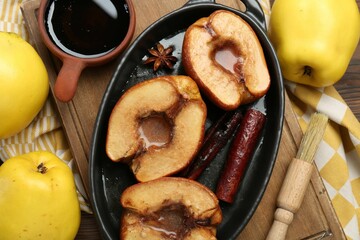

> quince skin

[
  {"left": 269, "top": 0, "right": 360, "bottom": 87},
  {"left": 0, "top": 151, "right": 80, "bottom": 240},
  {"left": 0, "top": 32, "right": 49, "bottom": 139}
]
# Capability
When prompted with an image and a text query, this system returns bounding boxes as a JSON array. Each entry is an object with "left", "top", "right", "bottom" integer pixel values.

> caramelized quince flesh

[
  {"left": 120, "top": 177, "right": 222, "bottom": 240},
  {"left": 182, "top": 10, "right": 270, "bottom": 110},
  {"left": 106, "top": 76, "right": 206, "bottom": 182}
]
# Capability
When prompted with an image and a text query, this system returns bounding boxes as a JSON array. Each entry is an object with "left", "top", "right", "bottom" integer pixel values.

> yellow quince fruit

[
  {"left": 268, "top": 0, "right": 360, "bottom": 87},
  {"left": 0, "top": 151, "right": 81, "bottom": 240},
  {"left": 0, "top": 31, "right": 49, "bottom": 139}
]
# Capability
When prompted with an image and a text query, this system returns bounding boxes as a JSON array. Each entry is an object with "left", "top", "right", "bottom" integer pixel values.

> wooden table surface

[
  {"left": 333, "top": 0, "right": 360, "bottom": 120},
  {"left": 74, "top": 1, "right": 360, "bottom": 239},
  {"left": 335, "top": 37, "right": 360, "bottom": 120}
]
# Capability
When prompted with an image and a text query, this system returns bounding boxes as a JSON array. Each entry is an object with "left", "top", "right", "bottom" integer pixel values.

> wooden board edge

[{"left": 20, "top": 0, "right": 91, "bottom": 199}]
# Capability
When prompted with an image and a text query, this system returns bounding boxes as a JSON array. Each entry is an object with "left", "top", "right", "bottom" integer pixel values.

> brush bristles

[{"left": 296, "top": 113, "right": 328, "bottom": 163}]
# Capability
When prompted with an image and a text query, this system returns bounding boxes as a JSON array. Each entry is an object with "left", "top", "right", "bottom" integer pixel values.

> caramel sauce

[
  {"left": 139, "top": 203, "right": 202, "bottom": 239},
  {"left": 138, "top": 114, "right": 172, "bottom": 149},
  {"left": 214, "top": 48, "right": 244, "bottom": 80},
  {"left": 204, "top": 23, "right": 216, "bottom": 37}
]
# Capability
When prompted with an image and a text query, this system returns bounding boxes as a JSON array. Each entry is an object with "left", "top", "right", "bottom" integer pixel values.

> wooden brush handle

[{"left": 266, "top": 158, "right": 313, "bottom": 240}]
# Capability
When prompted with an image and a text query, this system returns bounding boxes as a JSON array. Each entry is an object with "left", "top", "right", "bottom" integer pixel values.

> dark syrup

[{"left": 45, "top": 0, "right": 130, "bottom": 58}]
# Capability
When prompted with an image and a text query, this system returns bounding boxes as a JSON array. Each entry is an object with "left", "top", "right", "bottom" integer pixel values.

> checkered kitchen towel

[
  {"left": 1, "top": 0, "right": 359, "bottom": 238},
  {"left": 286, "top": 82, "right": 360, "bottom": 240}
]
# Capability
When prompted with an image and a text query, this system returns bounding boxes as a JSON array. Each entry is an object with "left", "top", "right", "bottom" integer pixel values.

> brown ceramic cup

[{"left": 37, "top": 0, "right": 136, "bottom": 102}]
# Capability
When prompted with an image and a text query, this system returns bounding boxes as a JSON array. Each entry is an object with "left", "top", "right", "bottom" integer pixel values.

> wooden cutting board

[{"left": 21, "top": 0, "right": 345, "bottom": 239}]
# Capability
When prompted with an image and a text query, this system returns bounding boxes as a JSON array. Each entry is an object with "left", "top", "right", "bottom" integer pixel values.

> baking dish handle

[
  {"left": 186, "top": 0, "right": 215, "bottom": 4},
  {"left": 241, "top": 0, "right": 267, "bottom": 30},
  {"left": 185, "top": 0, "right": 267, "bottom": 31}
]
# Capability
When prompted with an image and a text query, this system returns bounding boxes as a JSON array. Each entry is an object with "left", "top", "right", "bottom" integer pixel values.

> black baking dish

[{"left": 89, "top": 0, "right": 284, "bottom": 239}]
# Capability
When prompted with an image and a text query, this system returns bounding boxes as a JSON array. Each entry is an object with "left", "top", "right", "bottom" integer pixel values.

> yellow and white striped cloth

[
  {"left": 1, "top": 0, "right": 359, "bottom": 238},
  {"left": 0, "top": 0, "right": 27, "bottom": 38}
]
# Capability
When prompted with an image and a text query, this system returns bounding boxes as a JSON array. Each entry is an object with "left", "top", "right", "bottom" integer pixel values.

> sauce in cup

[
  {"left": 38, "top": 0, "right": 136, "bottom": 102},
  {"left": 45, "top": 0, "right": 130, "bottom": 58}
]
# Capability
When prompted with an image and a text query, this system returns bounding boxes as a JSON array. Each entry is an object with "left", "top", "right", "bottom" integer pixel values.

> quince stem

[
  {"left": 303, "top": 66, "right": 312, "bottom": 76},
  {"left": 37, "top": 162, "right": 47, "bottom": 174}
]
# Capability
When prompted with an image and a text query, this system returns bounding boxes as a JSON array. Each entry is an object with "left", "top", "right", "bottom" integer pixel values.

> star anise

[{"left": 144, "top": 43, "right": 178, "bottom": 72}]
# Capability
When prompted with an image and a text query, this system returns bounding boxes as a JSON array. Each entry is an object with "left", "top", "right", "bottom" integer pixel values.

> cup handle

[{"left": 54, "top": 59, "right": 85, "bottom": 102}]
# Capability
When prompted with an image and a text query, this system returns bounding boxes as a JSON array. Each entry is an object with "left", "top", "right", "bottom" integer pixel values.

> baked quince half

[
  {"left": 106, "top": 75, "right": 207, "bottom": 182},
  {"left": 182, "top": 10, "right": 270, "bottom": 110},
  {"left": 120, "top": 177, "right": 222, "bottom": 240}
]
